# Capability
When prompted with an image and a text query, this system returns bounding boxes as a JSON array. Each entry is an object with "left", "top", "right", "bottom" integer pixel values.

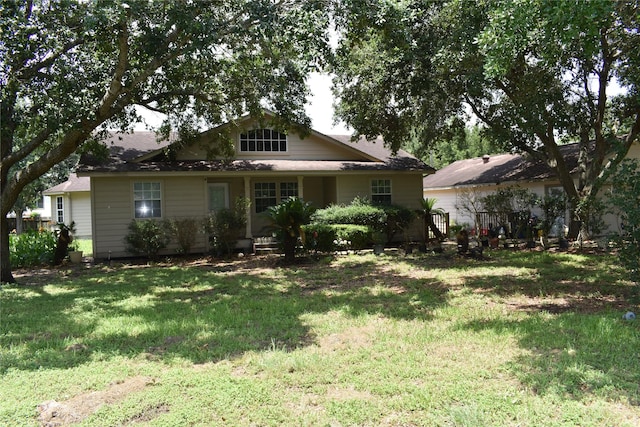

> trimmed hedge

[
  {"left": 312, "top": 202, "right": 415, "bottom": 243},
  {"left": 302, "top": 224, "right": 373, "bottom": 252}
]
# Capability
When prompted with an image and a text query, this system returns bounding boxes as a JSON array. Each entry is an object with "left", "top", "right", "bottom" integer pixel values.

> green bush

[
  {"left": 9, "top": 230, "right": 57, "bottom": 267},
  {"left": 333, "top": 224, "right": 373, "bottom": 251},
  {"left": 204, "top": 197, "right": 250, "bottom": 256},
  {"left": 313, "top": 200, "right": 414, "bottom": 243},
  {"left": 124, "top": 219, "right": 170, "bottom": 259},
  {"left": 302, "top": 224, "right": 337, "bottom": 253},
  {"left": 167, "top": 217, "right": 200, "bottom": 254},
  {"left": 312, "top": 202, "right": 384, "bottom": 227}
]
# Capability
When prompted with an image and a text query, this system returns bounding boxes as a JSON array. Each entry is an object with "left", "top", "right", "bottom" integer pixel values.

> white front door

[{"left": 208, "top": 183, "right": 229, "bottom": 212}]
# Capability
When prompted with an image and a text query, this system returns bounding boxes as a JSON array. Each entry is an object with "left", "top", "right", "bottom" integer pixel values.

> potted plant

[
  {"left": 68, "top": 241, "right": 83, "bottom": 263},
  {"left": 372, "top": 230, "right": 386, "bottom": 255}
]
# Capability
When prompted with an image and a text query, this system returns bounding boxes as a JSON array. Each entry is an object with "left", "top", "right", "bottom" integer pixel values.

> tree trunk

[
  {"left": 1, "top": 216, "right": 16, "bottom": 283},
  {"left": 425, "top": 216, "right": 445, "bottom": 241}
]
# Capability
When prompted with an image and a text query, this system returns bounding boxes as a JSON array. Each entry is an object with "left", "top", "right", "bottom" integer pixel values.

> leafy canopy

[
  {"left": 0, "top": 0, "right": 330, "bottom": 282},
  {"left": 332, "top": 0, "right": 640, "bottom": 238}
]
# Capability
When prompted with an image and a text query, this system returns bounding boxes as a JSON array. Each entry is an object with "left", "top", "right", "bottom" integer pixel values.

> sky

[{"left": 137, "top": 72, "right": 352, "bottom": 136}]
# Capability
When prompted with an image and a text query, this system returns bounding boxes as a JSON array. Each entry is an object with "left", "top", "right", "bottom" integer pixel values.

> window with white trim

[
  {"left": 280, "top": 182, "right": 298, "bottom": 200},
  {"left": 56, "top": 196, "right": 64, "bottom": 223},
  {"left": 371, "top": 179, "right": 392, "bottom": 205},
  {"left": 240, "top": 129, "right": 287, "bottom": 152},
  {"left": 255, "top": 182, "right": 277, "bottom": 213},
  {"left": 133, "top": 182, "right": 162, "bottom": 218}
]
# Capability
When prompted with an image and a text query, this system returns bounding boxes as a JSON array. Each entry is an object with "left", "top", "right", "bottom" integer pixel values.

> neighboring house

[
  {"left": 6, "top": 196, "right": 51, "bottom": 232},
  {"left": 43, "top": 173, "right": 92, "bottom": 239},
  {"left": 423, "top": 142, "right": 640, "bottom": 236},
  {"left": 77, "top": 113, "right": 433, "bottom": 259}
]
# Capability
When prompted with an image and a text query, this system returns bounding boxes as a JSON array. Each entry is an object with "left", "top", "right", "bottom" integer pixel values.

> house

[
  {"left": 43, "top": 173, "right": 92, "bottom": 239},
  {"left": 77, "top": 113, "right": 433, "bottom": 259},
  {"left": 423, "top": 142, "right": 640, "bottom": 236}
]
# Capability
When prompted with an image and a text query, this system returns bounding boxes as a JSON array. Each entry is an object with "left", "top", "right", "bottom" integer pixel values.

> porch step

[{"left": 253, "top": 237, "right": 280, "bottom": 254}]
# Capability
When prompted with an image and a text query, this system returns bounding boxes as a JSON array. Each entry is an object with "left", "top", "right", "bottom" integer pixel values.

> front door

[{"left": 208, "top": 183, "right": 229, "bottom": 212}]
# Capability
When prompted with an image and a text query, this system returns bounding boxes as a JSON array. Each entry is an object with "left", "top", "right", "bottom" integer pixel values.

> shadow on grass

[
  {"left": 0, "top": 256, "right": 450, "bottom": 372},
  {"left": 458, "top": 313, "right": 640, "bottom": 404}
]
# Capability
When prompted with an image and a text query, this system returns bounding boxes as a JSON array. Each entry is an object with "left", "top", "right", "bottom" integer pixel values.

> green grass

[
  {"left": 73, "top": 239, "right": 93, "bottom": 256},
  {"left": 1, "top": 250, "right": 639, "bottom": 426}
]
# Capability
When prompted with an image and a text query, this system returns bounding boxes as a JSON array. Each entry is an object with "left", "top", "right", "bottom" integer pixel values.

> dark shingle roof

[
  {"left": 78, "top": 131, "right": 432, "bottom": 174},
  {"left": 423, "top": 144, "right": 581, "bottom": 188},
  {"left": 43, "top": 173, "right": 90, "bottom": 194}
]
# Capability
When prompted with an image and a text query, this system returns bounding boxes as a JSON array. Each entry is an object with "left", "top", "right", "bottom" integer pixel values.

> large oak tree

[
  {"left": 1, "top": 0, "right": 329, "bottom": 283},
  {"left": 332, "top": 0, "right": 640, "bottom": 238}
]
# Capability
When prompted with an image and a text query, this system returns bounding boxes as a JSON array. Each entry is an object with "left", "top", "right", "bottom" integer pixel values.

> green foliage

[
  {"left": 0, "top": 0, "right": 331, "bottom": 282},
  {"left": 302, "top": 224, "right": 337, "bottom": 253},
  {"left": 124, "top": 220, "right": 170, "bottom": 259},
  {"left": 481, "top": 186, "right": 538, "bottom": 227},
  {"left": 312, "top": 201, "right": 385, "bottom": 228},
  {"left": 608, "top": 160, "right": 640, "bottom": 283},
  {"left": 333, "top": 224, "right": 373, "bottom": 251},
  {"left": 538, "top": 189, "right": 567, "bottom": 235},
  {"left": 332, "top": 0, "right": 640, "bottom": 239},
  {"left": 312, "top": 199, "right": 414, "bottom": 243},
  {"left": 167, "top": 217, "right": 200, "bottom": 255},
  {"left": 9, "top": 230, "right": 57, "bottom": 267},
  {"left": 264, "top": 197, "right": 316, "bottom": 262},
  {"left": 204, "top": 197, "right": 250, "bottom": 257}
]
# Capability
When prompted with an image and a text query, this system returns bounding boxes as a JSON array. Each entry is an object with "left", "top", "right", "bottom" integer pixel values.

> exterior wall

[
  {"left": 176, "top": 128, "right": 361, "bottom": 162},
  {"left": 337, "top": 173, "right": 423, "bottom": 209},
  {"left": 69, "top": 192, "right": 92, "bottom": 239},
  {"left": 91, "top": 176, "right": 209, "bottom": 258}
]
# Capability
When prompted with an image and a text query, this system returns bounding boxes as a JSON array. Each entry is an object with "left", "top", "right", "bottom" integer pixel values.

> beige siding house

[
  {"left": 43, "top": 173, "right": 92, "bottom": 239},
  {"left": 423, "top": 142, "right": 640, "bottom": 236},
  {"left": 78, "top": 113, "right": 432, "bottom": 259}
]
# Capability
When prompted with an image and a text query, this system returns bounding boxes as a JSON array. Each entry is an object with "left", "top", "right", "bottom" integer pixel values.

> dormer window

[{"left": 239, "top": 129, "right": 287, "bottom": 152}]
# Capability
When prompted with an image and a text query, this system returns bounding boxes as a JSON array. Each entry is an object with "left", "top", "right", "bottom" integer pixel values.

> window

[
  {"left": 371, "top": 179, "right": 392, "bottom": 205},
  {"left": 133, "top": 182, "right": 162, "bottom": 218},
  {"left": 280, "top": 182, "right": 298, "bottom": 200},
  {"left": 255, "top": 182, "right": 277, "bottom": 213},
  {"left": 56, "top": 196, "right": 64, "bottom": 223},
  {"left": 240, "top": 129, "right": 287, "bottom": 152},
  {"left": 36, "top": 196, "right": 44, "bottom": 209}
]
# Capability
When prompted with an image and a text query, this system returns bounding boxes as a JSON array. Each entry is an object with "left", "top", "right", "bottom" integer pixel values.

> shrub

[
  {"left": 302, "top": 224, "right": 337, "bottom": 253},
  {"left": 124, "top": 219, "right": 170, "bottom": 259},
  {"left": 204, "top": 197, "right": 250, "bottom": 256},
  {"left": 312, "top": 202, "right": 384, "bottom": 227},
  {"left": 167, "top": 217, "right": 200, "bottom": 254},
  {"left": 333, "top": 224, "right": 373, "bottom": 251},
  {"left": 9, "top": 230, "right": 57, "bottom": 267},
  {"left": 312, "top": 200, "right": 415, "bottom": 244}
]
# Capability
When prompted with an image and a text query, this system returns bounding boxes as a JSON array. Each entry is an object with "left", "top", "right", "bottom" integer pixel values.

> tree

[
  {"left": 1, "top": 0, "right": 330, "bottom": 283},
  {"left": 332, "top": 0, "right": 640, "bottom": 240},
  {"left": 418, "top": 197, "right": 445, "bottom": 244},
  {"left": 264, "top": 197, "right": 316, "bottom": 263},
  {"left": 406, "top": 124, "right": 502, "bottom": 169}
]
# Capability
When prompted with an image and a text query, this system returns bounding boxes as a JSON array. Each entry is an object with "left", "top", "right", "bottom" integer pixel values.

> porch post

[
  {"left": 297, "top": 175, "right": 304, "bottom": 199},
  {"left": 244, "top": 176, "right": 252, "bottom": 238}
]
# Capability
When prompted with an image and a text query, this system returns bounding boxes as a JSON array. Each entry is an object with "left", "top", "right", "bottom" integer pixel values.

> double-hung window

[
  {"left": 280, "top": 182, "right": 298, "bottom": 200},
  {"left": 255, "top": 182, "right": 277, "bottom": 213},
  {"left": 133, "top": 182, "right": 162, "bottom": 218},
  {"left": 56, "top": 196, "right": 64, "bottom": 223},
  {"left": 371, "top": 179, "right": 392, "bottom": 205}
]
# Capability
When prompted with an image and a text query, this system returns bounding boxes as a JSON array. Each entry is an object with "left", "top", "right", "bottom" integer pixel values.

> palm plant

[
  {"left": 264, "top": 197, "right": 316, "bottom": 263},
  {"left": 419, "top": 197, "right": 446, "bottom": 245}
]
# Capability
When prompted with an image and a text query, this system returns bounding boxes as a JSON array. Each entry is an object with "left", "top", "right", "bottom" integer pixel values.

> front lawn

[{"left": 1, "top": 250, "right": 639, "bottom": 426}]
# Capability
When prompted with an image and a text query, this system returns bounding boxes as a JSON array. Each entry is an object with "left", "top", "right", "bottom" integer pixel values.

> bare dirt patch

[{"left": 37, "top": 376, "right": 157, "bottom": 426}]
